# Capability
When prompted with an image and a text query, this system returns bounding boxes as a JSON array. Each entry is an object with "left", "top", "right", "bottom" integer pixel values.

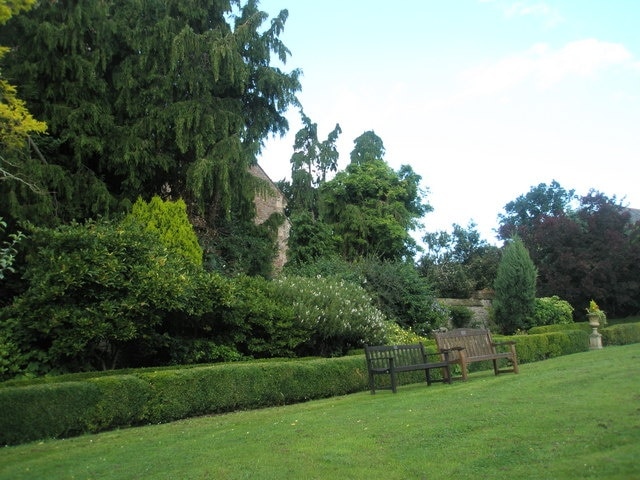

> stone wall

[
  {"left": 249, "top": 164, "right": 290, "bottom": 272},
  {"left": 438, "top": 290, "right": 495, "bottom": 329}
]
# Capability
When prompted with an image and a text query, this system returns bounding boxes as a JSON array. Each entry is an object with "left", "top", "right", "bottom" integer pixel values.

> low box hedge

[
  {"left": 1, "top": 326, "right": 637, "bottom": 446},
  {"left": 601, "top": 322, "right": 640, "bottom": 346},
  {"left": 0, "top": 356, "right": 369, "bottom": 445},
  {"left": 528, "top": 323, "right": 592, "bottom": 334}
]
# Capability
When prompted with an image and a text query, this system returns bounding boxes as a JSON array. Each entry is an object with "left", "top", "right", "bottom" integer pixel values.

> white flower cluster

[{"left": 275, "top": 275, "right": 388, "bottom": 344}]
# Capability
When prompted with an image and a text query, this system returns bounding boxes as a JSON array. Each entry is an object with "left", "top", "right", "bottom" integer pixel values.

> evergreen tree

[
  {"left": 319, "top": 132, "right": 430, "bottom": 261},
  {"left": 0, "top": 0, "right": 300, "bottom": 227},
  {"left": 349, "top": 130, "right": 385, "bottom": 165},
  {"left": 288, "top": 111, "right": 341, "bottom": 217},
  {"left": 493, "top": 237, "right": 537, "bottom": 334}
]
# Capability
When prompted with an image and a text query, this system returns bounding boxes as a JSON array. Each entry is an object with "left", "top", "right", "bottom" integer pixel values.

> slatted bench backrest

[
  {"left": 434, "top": 328, "right": 494, "bottom": 360},
  {"left": 365, "top": 344, "right": 425, "bottom": 369}
]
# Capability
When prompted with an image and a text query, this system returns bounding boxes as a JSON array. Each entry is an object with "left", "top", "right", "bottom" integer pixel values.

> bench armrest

[{"left": 492, "top": 341, "right": 516, "bottom": 347}]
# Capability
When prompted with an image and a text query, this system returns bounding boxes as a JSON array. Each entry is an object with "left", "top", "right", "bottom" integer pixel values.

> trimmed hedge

[
  {"left": 0, "top": 356, "right": 368, "bottom": 446},
  {"left": 1, "top": 325, "right": 638, "bottom": 446},
  {"left": 601, "top": 323, "right": 640, "bottom": 346},
  {"left": 511, "top": 330, "right": 590, "bottom": 362},
  {"left": 528, "top": 323, "right": 592, "bottom": 334},
  {"left": 528, "top": 322, "right": 640, "bottom": 347}
]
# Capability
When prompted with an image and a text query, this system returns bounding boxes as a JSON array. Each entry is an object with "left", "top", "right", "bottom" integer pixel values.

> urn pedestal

[{"left": 587, "top": 313, "right": 603, "bottom": 350}]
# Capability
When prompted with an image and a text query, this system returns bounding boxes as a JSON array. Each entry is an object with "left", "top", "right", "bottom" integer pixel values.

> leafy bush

[
  {"left": 384, "top": 322, "right": 428, "bottom": 345},
  {"left": 511, "top": 330, "right": 590, "bottom": 363},
  {"left": 0, "top": 220, "right": 233, "bottom": 378},
  {"left": 358, "top": 259, "right": 448, "bottom": 334},
  {"left": 213, "top": 274, "right": 307, "bottom": 358},
  {"left": 532, "top": 296, "right": 574, "bottom": 327},
  {"left": 286, "top": 258, "right": 449, "bottom": 335},
  {"left": 0, "top": 381, "right": 102, "bottom": 445},
  {"left": 449, "top": 305, "right": 473, "bottom": 328},
  {"left": 283, "top": 256, "right": 363, "bottom": 285},
  {"left": 274, "top": 275, "right": 388, "bottom": 356},
  {"left": 0, "top": 216, "right": 24, "bottom": 280},
  {"left": 123, "top": 196, "right": 203, "bottom": 265},
  {"left": 167, "top": 339, "right": 245, "bottom": 365}
]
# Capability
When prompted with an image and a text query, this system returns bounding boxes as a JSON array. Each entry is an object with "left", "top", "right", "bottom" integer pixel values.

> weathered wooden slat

[{"left": 433, "top": 328, "right": 519, "bottom": 381}]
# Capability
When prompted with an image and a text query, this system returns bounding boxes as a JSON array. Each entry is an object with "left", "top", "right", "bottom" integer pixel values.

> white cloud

[
  {"left": 457, "top": 39, "right": 634, "bottom": 97},
  {"left": 481, "top": 0, "right": 563, "bottom": 27},
  {"left": 536, "top": 39, "right": 632, "bottom": 87}
]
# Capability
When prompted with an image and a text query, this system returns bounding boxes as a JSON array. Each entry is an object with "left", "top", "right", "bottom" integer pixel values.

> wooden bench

[
  {"left": 364, "top": 343, "right": 451, "bottom": 394},
  {"left": 433, "top": 328, "right": 519, "bottom": 381}
]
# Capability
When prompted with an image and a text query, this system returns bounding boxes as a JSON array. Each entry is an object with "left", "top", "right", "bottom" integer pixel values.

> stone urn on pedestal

[{"left": 586, "top": 300, "right": 605, "bottom": 350}]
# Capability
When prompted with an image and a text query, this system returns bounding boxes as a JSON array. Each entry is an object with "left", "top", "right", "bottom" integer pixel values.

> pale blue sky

[{"left": 256, "top": 0, "right": 640, "bottom": 244}]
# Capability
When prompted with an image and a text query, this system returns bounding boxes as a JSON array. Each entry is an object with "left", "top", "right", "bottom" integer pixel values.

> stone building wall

[{"left": 249, "top": 164, "right": 290, "bottom": 272}]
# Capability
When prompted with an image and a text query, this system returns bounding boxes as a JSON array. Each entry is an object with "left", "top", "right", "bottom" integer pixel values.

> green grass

[{"left": 1, "top": 344, "right": 639, "bottom": 480}]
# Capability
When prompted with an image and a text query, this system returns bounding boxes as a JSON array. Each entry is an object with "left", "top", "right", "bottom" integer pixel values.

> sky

[{"left": 255, "top": 0, "right": 640, "bottom": 245}]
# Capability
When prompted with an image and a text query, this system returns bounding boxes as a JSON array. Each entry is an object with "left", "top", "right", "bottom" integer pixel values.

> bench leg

[
  {"left": 512, "top": 355, "right": 519, "bottom": 374},
  {"left": 390, "top": 370, "right": 398, "bottom": 393},
  {"left": 425, "top": 368, "right": 432, "bottom": 386},
  {"left": 492, "top": 359, "right": 500, "bottom": 375},
  {"left": 459, "top": 360, "right": 469, "bottom": 381},
  {"left": 443, "top": 365, "right": 452, "bottom": 384},
  {"left": 459, "top": 352, "right": 469, "bottom": 381},
  {"left": 368, "top": 372, "right": 376, "bottom": 394}
]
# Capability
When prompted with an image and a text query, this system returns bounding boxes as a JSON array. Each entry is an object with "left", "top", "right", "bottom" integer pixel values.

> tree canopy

[
  {"left": 0, "top": 0, "right": 47, "bottom": 190},
  {"left": 0, "top": 0, "right": 300, "bottom": 226},
  {"left": 498, "top": 182, "right": 640, "bottom": 317},
  {"left": 498, "top": 180, "right": 576, "bottom": 240},
  {"left": 419, "top": 222, "right": 500, "bottom": 297},
  {"left": 319, "top": 144, "right": 430, "bottom": 261}
]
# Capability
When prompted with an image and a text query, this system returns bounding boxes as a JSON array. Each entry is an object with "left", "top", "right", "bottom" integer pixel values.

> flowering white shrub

[{"left": 274, "top": 275, "right": 389, "bottom": 355}]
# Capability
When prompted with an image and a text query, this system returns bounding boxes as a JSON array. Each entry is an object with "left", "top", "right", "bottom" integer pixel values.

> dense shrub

[
  {"left": 449, "top": 305, "right": 473, "bottom": 328},
  {"left": 167, "top": 339, "right": 245, "bottom": 365},
  {"left": 214, "top": 274, "right": 307, "bottom": 358},
  {"left": 0, "top": 381, "right": 102, "bottom": 445},
  {"left": 358, "top": 259, "right": 448, "bottom": 334},
  {"left": 0, "top": 220, "right": 233, "bottom": 378},
  {"left": 273, "top": 275, "right": 388, "bottom": 356},
  {"left": 384, "top": 322, "right": 428, "bottom": 345},
  {"left": 123, "top": 196, "right": 203, "bottom": 265},
  {"left": 286, "top": 258, "right": 449, "bottom": 335},
  {"left": 532, "top": 296, "right": 574, "bottom": 327}
]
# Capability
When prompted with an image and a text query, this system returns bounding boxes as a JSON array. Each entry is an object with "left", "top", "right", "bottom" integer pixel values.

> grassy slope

[{"left": 1, "top": 344, "right": 639, "bottom": 480}]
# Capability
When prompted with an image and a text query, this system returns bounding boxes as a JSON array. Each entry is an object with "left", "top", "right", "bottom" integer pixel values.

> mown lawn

[{"left": 1, "top": 344, "right": 639, "bottom": 480}]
